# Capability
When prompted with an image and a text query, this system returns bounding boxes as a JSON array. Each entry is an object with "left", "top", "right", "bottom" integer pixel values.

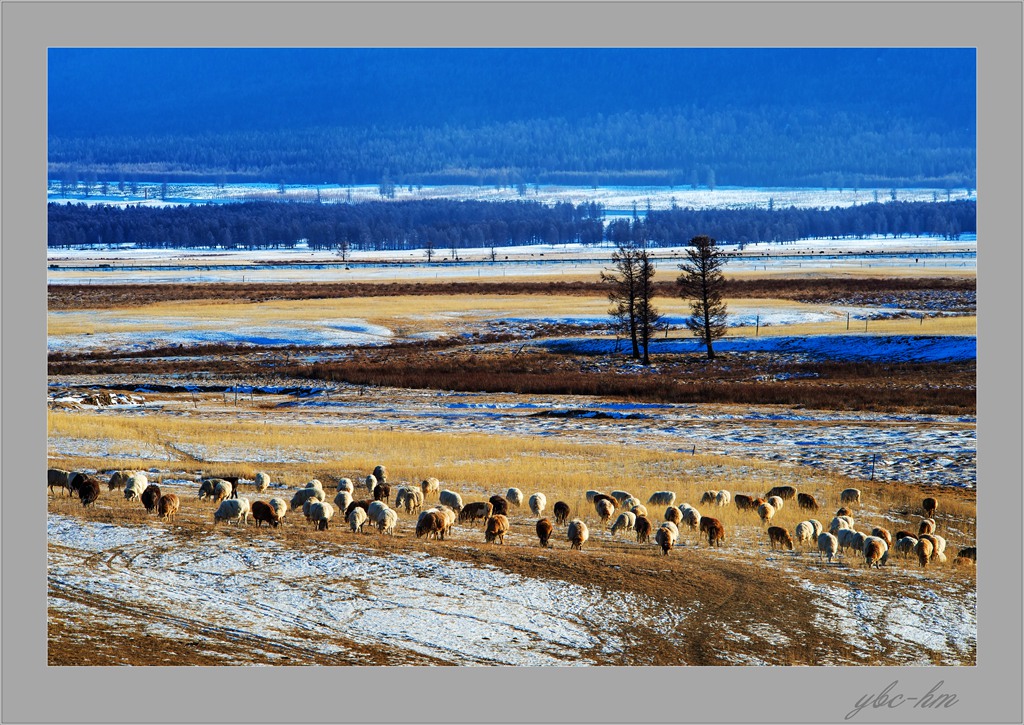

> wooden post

[
  {"left": 691, "top": 445, "right": 696, "bottom": 455},
  {"left": 870, "top": 454, "right": 877, "bottom": 481},
  {"left": 755, "top": 314, "right": 760, "bottom": 337},
  {"left": 846, "top": 312, "right": 850, "bottom": 330}
]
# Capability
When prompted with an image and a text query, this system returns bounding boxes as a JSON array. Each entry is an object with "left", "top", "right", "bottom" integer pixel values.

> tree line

[
  {"left": 47, "top": 198, "right": 976, "bottom": 251},
  {"left": 47, "top": 106, "right": 976, "bottom": 190}
]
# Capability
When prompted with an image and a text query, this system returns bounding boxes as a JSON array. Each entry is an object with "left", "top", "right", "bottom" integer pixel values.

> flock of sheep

[{"left": 47, "top": 465, "right": 976, "bottom": 570}]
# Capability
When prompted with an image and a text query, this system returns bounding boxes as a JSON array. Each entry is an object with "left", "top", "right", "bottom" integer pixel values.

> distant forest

[
  {"left": 48, "top": 49, "right": 976, "bottom": 189},
  {"left": 47, "top": 199, "right": 976, "bottom": 252}
]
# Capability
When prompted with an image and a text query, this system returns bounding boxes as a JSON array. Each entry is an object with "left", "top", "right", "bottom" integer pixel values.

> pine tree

[{"left": 676, "top": 235, "right": 728, "bottom": 360}]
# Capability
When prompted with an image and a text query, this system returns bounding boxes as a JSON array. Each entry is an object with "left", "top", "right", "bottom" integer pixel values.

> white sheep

[
  {"left": 808, "top": 519, "right": 824, "bottom": 539},
  {"left": 367, "top": 500, "right": 389, "bottom": 523},
  {"left": 434, "top": 505, "right": 457, "bottom": 539},
  {"left": 364, "top": 474, "right": 378, "bottom": 495},
  {"left": 336, "top": 477, "right": 354, "bottom": 494},
  {"left": 309, "top": 501, "right": 335, "bottom": 531},
  {"left": 630, "top": 504, "right": 649, "bottom": 518},
  {"left": 124, "top": 472, "right": 148, "bottom": 502},
  {"left": 348, "top": 506, "right": 369, "bottom": 533},
  {"left": 305, "top": 479, "right": 324, "bottom": 492},
  {"left": 377, "top": 507, "right": 398, "bottom": 536},
  {"left": 568, "top": 519, "right": 589, "bottom": 550},
  {"left": 254, "top": 472, "right": 271, "bottom": 493},
  {"left": 595, "top": 498, "right": 615, "bottom": 524},
  {"left": 505, "top": 487, "right": 524, "bottom": 507},
  {"left": 894, "top": 535, "right": 918, "bottom": 558},
  {"left": 930, "top": 534, "right": 947, "bottom": 560},
  {"left": 664, "top": 506, "right": 682, "bottom": 526},
  {"left": 715, "top": 490, "right": 731, "bottom": 507},
  {"left": 529, "top": 493, "right": 547, "bottom": 517},
  {"left": 836, "top": 527, "right": 859, "bottom": 553},
  {"left": 334, "top": 490, "right": 354, "bottom": 513},
  {"left": 829, "top": 515, "right": 855, "bottom": 535},
  {"left": 212, "top": 479, "right": 232, "bottom": 504},
  {"left": 420, "top": 477, "right": 440, "bottom": 497},
  {"left": 794, "top": 521, "right": 816, "bottom": 546},
  {"left": 817, "top": 532, "right": 839, "bottom": 563},
  {"left": 655, "top": 522, "right": 679, "bottom": 554},
  {"left": 919, "top": 517, "right": 936, "bottom": 536},
  {"left": 647, "top": 491, "right": 677, "bottom": 506},
  {"left": 394, "top": 485, "right": 423, "bottom": 514},
  {"left": 290, "top": 487, "right": 325, "bottom": 510},
  {"left": 585, "top": 490, "right": 601, "bottom": 503},
  {"left": 621, "top": 496, "right": 642, "bottom": 511},
  {"left": 699, "top": 490, "right": 718, "bottom": 506},
  {"left": 610, "top": 490, "right": 633, "bottom": 505},
  {"left": 766, "top": 495, "right": 784, "bottom": 511},
  {"left": 439, "top": 490, "right": 464, "bottom": 514},
  {"left": 610, "top": 511, "right": 636, "bottom": 536},
  {"left": 214, "top": 498, "right": 249, "bottom": 526},
  {"left": 679, "top": 505, "right": 701, "bottom": 532},
  {"left": 840, "top": 487, "right": 861, "bottom": 505},
  {"left": 268, "top": 497, "right": 288, "bottom": 523},
  {"left": 849, "top": 530, "right": 868, "bottom": 555},
  {"left": 372, "top": 465, "right": 387, "bottom": 485},
  {"left": 757, "top": 502, "right": 776, "bottom": 527}
]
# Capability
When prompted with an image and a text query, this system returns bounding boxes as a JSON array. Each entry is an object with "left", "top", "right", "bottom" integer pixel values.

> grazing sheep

[
  {"left": 870, "top": 527, "right": 893, "bottom": 547},
  {"left": 849, "top": 531, "right": 868, "bottom": 556},
  {"left": 922, "top": 496, "right": 938, "bottom": 517},
  {"left": 591, "top": 493, "right": 616, "bottom": 507},
  {"left": 703, "top": 518, "right": 725, "bottom": 547},
  {"left": 124, "top": 472, "right": 148, "bottom": 502},
  {"left": 553, "top": 501, "right": 570, "bottom": 525},
  {"left": 679, "top": 505, "right": 701, "bottom": 532},
  {"left": 734, "top": 494, "right": 758, "bottom": 511},
  {"left": 621, "top": 496, "right": 643, "bottom": 511},
  {"left": 715, "top": 490, "right": 731, "bottom": 507},
  {"left": 78, "top": 476, "right": 101, "bottom": 508},
  {"left": 595, "top": 498, "right": 615, "bottom": 524},
  {"left": 863, "top": 536, "right": 889, "bottom": 568},
  {"left": 529, "top": 493, "right": 547, "bottom": 517},
  {"left": 797, "top": 492, "right": 819, "bottom": 511},
  {"left": 956, "top": 546, "right": 976, "bottom": 563},
  {"left": 348, "top": 506, "right": 369, "bottom": 534},
  {"left": 699, "top": 490, "right": 718, "bottom": 506},
  {"left": 488, "top": 495, "right": 509, "bottom": 517},
  {"left": 918, "top": 518, "right": 936, "bottom": 536},
  {"left": 767, "top": 526, "right": 794, "bottom": 550},
  {"left": 648, "top": 491, "right": 677, "bottom": 506},
  {"left": 394, "top": 486, "right": 423, "bottom": 514},
  {"left": 367, "top": 500, "right": 389, "bottom": 524},
  {"left": 372, "top": 465, "right": 387, "bottom": 486},
  {"left": 794, "top": 521, "right": 816, "bottom": 547},
  {"left": 420, "top": 477, "right": 440, "bottom": 497},
  {"left": 268, "top": 497, "right": 288, "bottom": 523},
  {"left": 664, "top": 506, "right": 682, "bottom": 526},
  {"left": 251, "top": 500, "right": 280, "bottom": 528},
  {"left": 836, "top": 527, "right": 859, "bottom": 554},
  {"left": 334, "top": 490, "right": 354, "bottom": 514},
  {"left": 377, "top": 507, "right": 398, "bottom": 536},
  {"left": 197, "top": 479, "right": 217, "bottom": 500},
  {"left": 303, "top": 497, "right": 318, "bottom": 522},
  {"left": 141, "top": 484, "right": 162, "bottom": 514},
  {"left": 634, "top": 515, "right": 653, "bottom": 544},
  {"left": 920, "top": 534, "right": 947, "bottom": 561},
  {"left": 835, "top": 507, "right": 853, "bottom": 517},
  {"left": 48, "top": 468, "right": 72, "bottom": 496},
  {"left": 567, "top": 519, "right": 589, "bottom": 550},
  {"left": 585, "top": 490, "right": 601, "bottom": 503},
  {"left": 655, "top": 523, "right": 678, "bottom": 555},
  {"left": 630, "top": 504, "right": 649, "bottom": 518},
  {"left": 894, "top": 529, "right": 915, "bottom": 541},
  {"left": 308, "top": 501, "right": 335, "bottom": 531},
  {"left": 459, "top": 501, "right": 494, "bottom": 525},
  {"left": 364, "top": 474, "right": 378, "bottom": 495},
  {"left": 766, "top": 495, "right": 784, "bottom": 512},
  {"left": 894, "top": 536, "right": 918, "bottom": 558},
  {"left": 839, "top": 488, "right": 861, "bottom": 506},
  {"left": 415, "top": 510, "right": 444, "bottom": 539},
  {"left": 157, "top": 493, "right": 180, "bottom": 521},
  {"left": 610, "top": 511, "right": 637, "bottom": 536},
  {"left": 766, "top": 485, "right": 797, "bottom": 501},
  {"left": 305, "top": 479, "right": 323, "bottom": 491},
  {"left": 536, "top": 518, "right": 553, "bottom": 548},
  {"left": 213, "top": 498, "right": 249, "bottom": 526},
  {"left": 254, "top": 472, "right": 272, "bottom": 493},
  {"left": 505, "top": 488, "right": 524, "bottom": 507},
  {"left": 484, "top": 514, "right": 510, "bottom": 544},
  {"left": 809, "top": 519, "right": 824, "bottom": 539},
  {"left": 335, "top": 477, "right": 354, "bottom": 494},
  {"left": 817, "top": 532, "right": 839, "bottom": 563},
  {"left": 106, "top": 470, "right": 131, "bottom": 492},
  {"left": 435, "top": 506, "right": 458, "bottom": 539},
  {"left": 290, "top": 486, "right": 325, "bottom": 510},
  {"left": 372, "top": 483, "right": 391, "bottom": 503},
  {"left": 439, "top": 490, "right": 464, "bottom": 514},
  {"left": 757, "top": 502, "right": 776, "bottom": 527},
  {"left": 610, "top": 490, "right": 633, "bottom": 505},
  {"left": 914, "top": 537, "right": 934, "bottom": 567},
  {"left": 829, "top": 515, "right": 855, "bottom": 535},
  {"left": 67, "top": 472, "right": 87, "bottom": 498},
  {"left": 345, "top": 499, "right": 372, "bottom": 519}
]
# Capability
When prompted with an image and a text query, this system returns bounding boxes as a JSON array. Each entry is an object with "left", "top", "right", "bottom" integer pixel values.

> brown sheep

[
  {"left": 459, "top": 501, "right": 494, "bottom": 526},
  {"left": 484, "top": 514, "right": 509, "bottom": 545},
  {"left": 733, "top": 494, "right": 757, "bottom": 511},
  {"left": 251, "top": 500, "right": 280, "bottom": 528},
  {"left": 634, "top": 515, "right": 652, "bottom": 544},
  {"left": 922, "top": 496, "right": 938, "bottom": 517},
  {"left": 664, "top": 506, "right": 682, "bottom": 526},
  {"left": 488, "top": 495, "right": 509, "bottom": 517},
  {"left": 835, "top": 507, "right": 852, "bottom": 517},
  {"left": 766, "top": 485, "right": 797, "bottom": 501},
  {"left": 767, "top": 526, "right": 794, "bottom": 550},
  {"left": 141, "top": 484, "right": 162, "bottom": 514},
  {"left": 372, "top": 483, "right": 391, "bottom": 503},
  {"left": 77, "top": 476, "right": 101, "bottom": 508},
  {"left": 416, "top": 510, "right": 444, "bottom": 539},
  {"left": 553, "top": 501, "right": 570, "bottom": 524},
  {"left": 595, "top": 498, "right": 615, "bottom": 524},
  {"left": 870, "top": 527, "right": 893, "bottom": 547},
  {"left": 894, "top": 529, "right": 915, "bottom": 541},
  {"left": 918, "top": 518, "right": 936, "bottom": 536},
  {"left": 699, "top": 490, "right": 718, "bottom": 506},
  {"left": 106, "top": 470, "right": 131, "bottom": 492},
  {"left": 345, "top": 499, "right": 372, "bottom": 518},
  {"left": 157, "top": 493, "right": 180, "bottom": 521},
  {"left": 536, "top": 518, "right": 553, "bottom": 548},
  {"left": 592, "top": 493, "right": 616, "bottom": 507},
  {"left": 914, "top": 537, "right": 934, "bottom": 567},
  {"left": 797, "top": 492, "right": 819, "bottom": 511},
  {"left": 757, "top": 502, "right": 776, "bottom": 527},
  {"left": 703, "top": 517, "right": 725, "bottom": 547}
]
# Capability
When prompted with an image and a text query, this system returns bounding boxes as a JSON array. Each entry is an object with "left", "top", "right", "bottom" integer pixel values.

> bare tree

[
  {"left": 634, "top": 249, "right": 662, "bottom": 365},
  {"left": 676, "top": 234, "right": 728, "bottom": 360}
]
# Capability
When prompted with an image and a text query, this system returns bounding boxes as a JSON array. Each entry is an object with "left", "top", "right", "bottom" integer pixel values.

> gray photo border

[{"left": 4, "top": 2, "right": 1021, "bottom": 724}]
